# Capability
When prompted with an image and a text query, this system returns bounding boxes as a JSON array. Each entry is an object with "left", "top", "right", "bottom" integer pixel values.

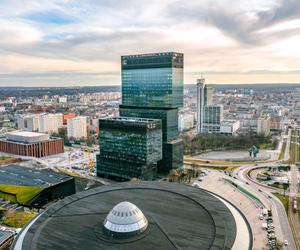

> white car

[{"left": 284, "top": 240, "right": 288, "bottom": 246}]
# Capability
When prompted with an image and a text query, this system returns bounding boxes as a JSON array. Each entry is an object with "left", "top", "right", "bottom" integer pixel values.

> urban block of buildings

[
  {"left": 17, "top": 113, "right": 63, "bottom": 135},
  {"left": 0, "top": 131, "right": 64, "bottom": 157},
  {"left": 97, "top": 52, "right": 184, "bottom": 180}
]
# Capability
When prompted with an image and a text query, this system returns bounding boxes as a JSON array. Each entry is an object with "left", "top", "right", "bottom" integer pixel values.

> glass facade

[
  {"left": 119, "top": 105, "right": 179, "bottom": 142},
  {"left": 97, "top": 117, "right": 162, "bottom": 180},
  {"left": 96, "top": 52, "right": 184, "bottom": 180},
  {"left": 158, "top": 139, "right": 184, "bottom": 173},
  {"left": 203, "top": 105, "right": 224, "bottom": 133},
  {"left": 122, "top": 53, "right": 183, "bottom": 108}
]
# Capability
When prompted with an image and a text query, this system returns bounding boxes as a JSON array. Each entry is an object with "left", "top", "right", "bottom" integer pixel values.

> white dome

[{"left": 103, "top": 201, "right": 148, "bottom": 234}]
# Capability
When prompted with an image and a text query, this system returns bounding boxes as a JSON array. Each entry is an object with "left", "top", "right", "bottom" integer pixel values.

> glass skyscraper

[
  {"left": 121, "top": 53, "right": 183, "bottom": 108},
  {"left": 96, "top": 52, "right": 184, "bottom": 180},
  {"left": 120, "top": 52, "right": 184, "bottom": 173}
]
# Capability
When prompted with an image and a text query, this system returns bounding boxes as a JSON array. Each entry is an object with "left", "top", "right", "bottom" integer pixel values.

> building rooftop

[
  {"left": 6, "top": 131, "right": 47, "bottom": 138},
  {"left": 0, "top": 165, "right": 72, "bottom": 187},
  {"left": 99, "top": 117, "right": 162, "bottom": 130},
  {"left": 5, "top": 131, "right": 49, "bottom": 143},
  {"left": 221, "top": 120, "right": 239, "bottom": 125},
  {"left": 0, "top": 230, "right": 14, "bottom": 246},
  {"left": 101, "top": 117, "right": 159, "bottom": 123},
  {"left": 13, "top": 182, "right": 252, "bottom": 250},
  {"left": 121, "top": 52, "right": 183, "bottom": 58},
  {"left": 104, "top": 201, "right": 148, "bottom": 235}
]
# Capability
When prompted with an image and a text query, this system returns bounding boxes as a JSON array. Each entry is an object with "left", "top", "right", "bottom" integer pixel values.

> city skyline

[{"left": 1, "top": 0, "right": 300, "bottom": 86}]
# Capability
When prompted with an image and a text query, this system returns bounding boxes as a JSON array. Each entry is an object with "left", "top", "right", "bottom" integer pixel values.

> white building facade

[
  {"left": 17, "top": 114, "right": 40, "bottom": 132},
  {"left": 39, "top": 113, "right": 63, "bottom": 134},
  {"left": 67, "top": 116, "right": 87, "bottom": 139}
]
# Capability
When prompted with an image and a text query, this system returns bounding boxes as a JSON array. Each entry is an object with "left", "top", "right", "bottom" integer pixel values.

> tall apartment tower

[
  {"left": 196, "top": 77, "right": 214, "bottom": 133},
  {"left": 67, "top": 116, "right": 87, "bottom": 139},
  {"left": 119, "top": 52, "right": 184, "bottom": 173},
  {"left": 196, "top": 78, "right": 205, "bottom": 133},
  {"left": 39, "top": 113, "right": 63, "bottom": 134}
]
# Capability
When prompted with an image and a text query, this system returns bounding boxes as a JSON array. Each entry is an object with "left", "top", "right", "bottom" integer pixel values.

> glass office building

[
  {"left": 203, "top": 105, "right": 224, "bottom": 133},
  {"left": 158, "top": 139, "right": 184, "bottom": 171},
  {"left": 120, "top": 52, "right": 184, "bottom": 173},
  {"left": 97, "top": 117, "right": 162, "bottom": 180},
  {"left": 122, "top": 52, "right": 183, "bottom": 108},
  {"left": 119, "top": 105, "right": 179, "bottom": 142},
  {"left": 96, "top": 52, "right": 184, "bottom": 179}
]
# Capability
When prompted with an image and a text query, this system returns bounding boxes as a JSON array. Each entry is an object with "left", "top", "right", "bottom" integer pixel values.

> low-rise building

[
  {"left": 203, "top": 105, "right": 224, "bottom": 133},
  {"left": 257, "top": 114, "right": 271, "bottom": 136},
  {"left": 220, "top": 120, "right": 240, "bottom": 135},
  {"left": 0, "top": 131, "right": 64, "bottom": 157},
  {"left": 178, "top": 113, "right": 194, "bottom": 132},
  {"left": 17, "top": 114, "right": 39, "bottom": 132}
]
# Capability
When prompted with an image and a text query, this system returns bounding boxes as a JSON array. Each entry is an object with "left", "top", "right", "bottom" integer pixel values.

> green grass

[
  {"left": 269, "top": 183, "right": 289, "bottom": 190},
  {"left": 287, "top": 129, "right": 300, "bottom": 164},
  {"left": 184, "top": 156, "right": 271, "bottom": 166},
  {"left": 0, "top": 184, "right": 44, "bottom": 205},
  {"left": 3, "top": 211, "right": 37, "bottom": 228},
  {"left": 279, "top": 141, "right": 286, "bottom": 160},
  {"left": 259, "top": 143, "right": 276, "bottom": 150},
  {"left": 224, "top": 179, "right": 261, "bottom": 203},
  {"left": 297, "top": 198, "right": 300, "bottom": 221},
  {"left": 273, "top": 193, "right": 289, "bottom": 214},
  {"left": 224, "top": 166, "right": 240, "bottom": 173},
  {"left": 0, "top": 156, "right": 10, "bottom": 161}
]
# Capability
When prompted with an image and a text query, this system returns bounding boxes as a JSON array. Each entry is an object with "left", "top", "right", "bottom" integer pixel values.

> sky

[{"left": 0, "top": 0, "right": 300, "bottom": 86}]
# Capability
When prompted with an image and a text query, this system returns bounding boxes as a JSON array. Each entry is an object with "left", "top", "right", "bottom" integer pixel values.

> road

[
  {"left": 285, "top": 129, "right": 292, "bottom": 162},
  {"left": 233, "top": 128, "right": 298, "bottom": 250},
  {"left": 234, "top": 165, "right": 296, "bottom": 249},
  {"left": 289, "top": 164, "right": 300, "bottom": 249}
]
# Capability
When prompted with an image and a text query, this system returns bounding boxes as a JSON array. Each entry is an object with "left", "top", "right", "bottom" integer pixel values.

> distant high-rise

[
  {"left": 196, "top": 78, "right": 205, "bottom": 133},
  {"left": 197, "top": 78, "right": 223, "bottom": 134},
  {"left": 196, "top": 77, "right": 213, "bottom": 133}
]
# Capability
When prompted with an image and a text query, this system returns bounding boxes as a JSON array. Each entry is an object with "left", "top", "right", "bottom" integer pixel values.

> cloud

[
  {"left": 0, "top": 0, "right": 299, "bottom": 86},
  {"left": 168, "top": 0, "right": 300, "bottom": 45},
  {"left": 24, "top": 10, "right": 77, "bottom": 25}
]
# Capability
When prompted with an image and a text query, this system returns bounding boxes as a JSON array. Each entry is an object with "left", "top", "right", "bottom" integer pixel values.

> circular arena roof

[
  {"left": 103, "top": 201, "right": 148, "bottom": 235},
  {"left": 13, "top": 182, "right": 252, "bottom": 250}
]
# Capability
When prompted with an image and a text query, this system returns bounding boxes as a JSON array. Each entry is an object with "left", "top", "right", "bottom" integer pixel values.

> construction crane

[{"left": 85, "top": 144, "right": 95, "bottom": 171}]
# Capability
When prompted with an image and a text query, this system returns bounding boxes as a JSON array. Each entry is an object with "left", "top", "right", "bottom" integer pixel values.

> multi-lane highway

[{"left": 236, "top": 165, "right": 296, "bottom": 250}]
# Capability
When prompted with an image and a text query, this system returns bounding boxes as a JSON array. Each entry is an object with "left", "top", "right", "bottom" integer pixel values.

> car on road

[
  {"left": 197, "top": 177, "right": 204, "bottom": 182},
  {"left": 258, "top": 189, "right": 262, "bottom": 192},
  {"left": 246, "top": 182, "right": 250, "bottom": 185},
  {"left": 284, "top": 240, "right": 288, "bottom": 246}
]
